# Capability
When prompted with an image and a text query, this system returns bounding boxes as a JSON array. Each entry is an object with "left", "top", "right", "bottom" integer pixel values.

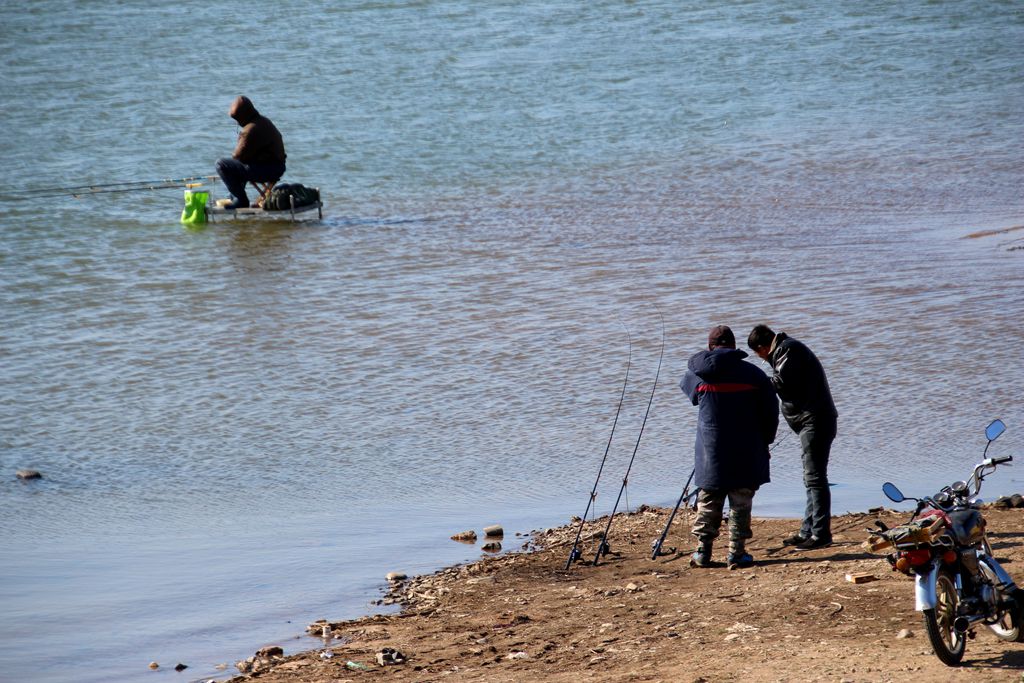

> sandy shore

[{"left": 225, "top": 506, "right": 1024, "bottom": 682}]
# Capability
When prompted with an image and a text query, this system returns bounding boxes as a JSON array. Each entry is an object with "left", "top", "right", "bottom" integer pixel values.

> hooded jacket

[
  {"left": 681, "top": 348, "right": 778, "bottom": 491},
  {"left": 767, "top": 333, "right": 837, "bottom": 431},
  {"left": 230, "top": 96, "right": 287, "bottom": 166}
]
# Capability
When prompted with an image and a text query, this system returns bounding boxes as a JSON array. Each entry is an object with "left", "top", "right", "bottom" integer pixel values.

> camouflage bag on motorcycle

[
  {"left": 889, "top": 516, "right": 947, "bottom": 545},
  {"left": 867, "top": 515, "right": 947, "bottom": 551}
]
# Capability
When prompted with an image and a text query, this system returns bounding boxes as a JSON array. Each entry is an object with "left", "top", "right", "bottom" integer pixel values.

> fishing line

[
  {"left": 770, "top": 429, "right": 791, "bottom": 452},
  {"left": 593, "top": 308, "right": 666, "bottom": 566},
  {"left": 752, "top": 354, "right": 795, "bottom": 452},
  {"left": 565, "top": 323, "right": 631, "bottom": 570}
]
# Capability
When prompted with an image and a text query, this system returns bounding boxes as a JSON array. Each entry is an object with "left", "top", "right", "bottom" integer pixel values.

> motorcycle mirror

[
  {"left": 882, "top": 482, "right": 905, "bottom": 503},
  {"left": 986, "top": 419, "right": 1006, "bottom": 442}
]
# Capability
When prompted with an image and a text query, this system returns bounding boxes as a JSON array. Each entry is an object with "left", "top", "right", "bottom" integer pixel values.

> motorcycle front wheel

[
  {"left": 978, "top": 558, "right": 1022, "bottom": 642},
  {"left": 923, "top": 569, "right": 966, "bottom": 666}
]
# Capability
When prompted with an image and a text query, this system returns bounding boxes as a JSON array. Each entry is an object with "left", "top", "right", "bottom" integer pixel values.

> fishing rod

[
  {"left": 593, "top": 309, "right": 666, "bottom": 566},
  {"left": 650, "top": 467, "right": 695, "bottom": 559},
  {"left": 0, "top": 175, "right": 218, "bottom": 200},
  {"left": 8, "top": 183, "right": 210, "bottom": 199},
  {"left": 565, "top": 324, "right": 632, "bottom": 570},
  {"left": 649, "top": 430, "right": 791, "bottom": 560}
]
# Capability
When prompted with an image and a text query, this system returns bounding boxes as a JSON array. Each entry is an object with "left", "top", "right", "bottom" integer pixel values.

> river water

[{"left": 1, "top": 1, "right": 1022, "bottom": 681}]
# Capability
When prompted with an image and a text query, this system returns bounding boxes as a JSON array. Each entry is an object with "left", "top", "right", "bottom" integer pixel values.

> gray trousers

[
  {"left": 691, "top": 487, "right": 755, "bottom": 553},
  {"left": 798, "top": 418, "right": 836, "bottom": 540}
]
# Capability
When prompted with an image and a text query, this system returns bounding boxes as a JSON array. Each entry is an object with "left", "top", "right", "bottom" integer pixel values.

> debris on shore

[{"left": 225, "top": 507, "right": 1023, "bottom": 683}]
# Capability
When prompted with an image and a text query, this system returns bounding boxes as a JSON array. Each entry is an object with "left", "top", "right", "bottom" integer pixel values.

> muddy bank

[{"left": 225, "top": 507, "right": 1024, "bottom": 682}]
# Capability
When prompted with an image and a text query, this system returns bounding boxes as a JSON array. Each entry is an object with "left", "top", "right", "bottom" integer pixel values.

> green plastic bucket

[{"left": 180, "top": 190, "right": 209, "bottom": 225}]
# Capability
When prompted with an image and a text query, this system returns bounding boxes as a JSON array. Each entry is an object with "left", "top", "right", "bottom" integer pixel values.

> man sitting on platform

[{"left": 216, "top": 96, "right": 286, "bottom": 210}]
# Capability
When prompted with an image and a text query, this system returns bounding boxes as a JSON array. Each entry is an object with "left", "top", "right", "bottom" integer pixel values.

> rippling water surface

[{"left": 1, "top": 1, "right": 1023, "bottom": 681}]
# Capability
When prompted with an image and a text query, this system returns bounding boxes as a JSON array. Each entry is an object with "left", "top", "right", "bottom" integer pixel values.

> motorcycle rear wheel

[
  {"left": 923, "top": 569, "right": 966, "bottom": 666},
  {"left": 1015, "top": 588, "right": 1024, "bottom": 644},
  {"left": 978, "top": 558, "right": 1022, "bottom": 642}
]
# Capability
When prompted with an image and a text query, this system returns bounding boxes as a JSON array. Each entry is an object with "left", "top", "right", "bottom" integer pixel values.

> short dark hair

[{"left": 747, "top": 324, "right": 775, "bottom": 351}]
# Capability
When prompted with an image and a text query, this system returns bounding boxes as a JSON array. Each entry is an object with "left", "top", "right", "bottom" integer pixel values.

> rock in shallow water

[
  {"left": 451, "top": 530, "right": 477, "bottom": 542},
  {"left": 16, "top": 469, "right": 42, "bottom": 480}
]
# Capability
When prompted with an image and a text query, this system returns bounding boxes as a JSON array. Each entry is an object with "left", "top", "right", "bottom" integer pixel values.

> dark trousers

[
  {"left": 798, "top": 417, "right": 837, "bottom": 540},
  {"left": 215, "top": 158, "right": 285, "bottom": 205}
]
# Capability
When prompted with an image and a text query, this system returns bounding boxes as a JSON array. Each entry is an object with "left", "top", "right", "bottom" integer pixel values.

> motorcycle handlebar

[{"left": 899, "top": 455, "right": 1011, "bottom": 512}]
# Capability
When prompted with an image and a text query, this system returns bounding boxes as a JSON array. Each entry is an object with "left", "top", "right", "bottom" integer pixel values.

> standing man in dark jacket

[
  {"left": 681, "top": 325, "right": 778, "bottom": 568},
  {"left": 216, "top": 96, "right": 287, "bottom": 209},
  {"left": 747, "top": 325, "right": 838, "bottom": 549}
]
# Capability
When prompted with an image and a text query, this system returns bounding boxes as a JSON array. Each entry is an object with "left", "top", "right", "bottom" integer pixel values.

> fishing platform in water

[
  {"left": 182, "top": 181, "right": 323, "bottom": 225},
  {"left": 206, "top": 197, "right": 323, "bottom": 222}
]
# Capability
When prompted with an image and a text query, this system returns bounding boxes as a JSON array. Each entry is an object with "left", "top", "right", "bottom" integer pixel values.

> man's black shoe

[
  {"left": 782, "top": 533, "right": 808, "bottom": 546},
  {"left": 795, "top": 536, "right": 832, "bottom": 550}
]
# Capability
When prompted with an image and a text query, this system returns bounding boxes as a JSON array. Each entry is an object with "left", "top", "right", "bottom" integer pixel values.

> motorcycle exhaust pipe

[{"left": 953, "top": 610, "right": 991, "bottom": 634}]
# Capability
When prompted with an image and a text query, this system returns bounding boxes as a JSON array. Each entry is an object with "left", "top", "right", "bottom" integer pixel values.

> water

[{"left": 2, "top": 1, "right": 1022, "bottom": 680}]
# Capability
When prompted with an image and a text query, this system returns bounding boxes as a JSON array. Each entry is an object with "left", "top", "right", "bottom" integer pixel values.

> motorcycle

[{"left": 866, "top": 419, "right": 1024, "bottom": 666}]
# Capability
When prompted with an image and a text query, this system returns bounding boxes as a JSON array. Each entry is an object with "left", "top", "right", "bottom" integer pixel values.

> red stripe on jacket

[{"left": 697, "top": 382, "right": 757, "bottom": 393}]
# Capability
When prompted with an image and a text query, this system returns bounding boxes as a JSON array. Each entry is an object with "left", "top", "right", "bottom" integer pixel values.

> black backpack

[{"left": 263, "top": 183, "right": 320, "bottom": 211}]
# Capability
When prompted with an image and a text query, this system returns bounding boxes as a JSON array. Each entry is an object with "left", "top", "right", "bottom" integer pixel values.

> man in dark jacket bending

[
  {"left": 216, "top": 96, "right": 287, "bottom": 209},
  {"left": 681, "top": 325, "right": 778, "bottom": 568},
  {"left": 748, "top": 325, "right": 837, "bottom": 549}
]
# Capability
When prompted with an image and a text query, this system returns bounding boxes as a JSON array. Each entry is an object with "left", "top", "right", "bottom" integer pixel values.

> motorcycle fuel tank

[{"left": 949, "top": 509, "right": 986, "bottom": 546}]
